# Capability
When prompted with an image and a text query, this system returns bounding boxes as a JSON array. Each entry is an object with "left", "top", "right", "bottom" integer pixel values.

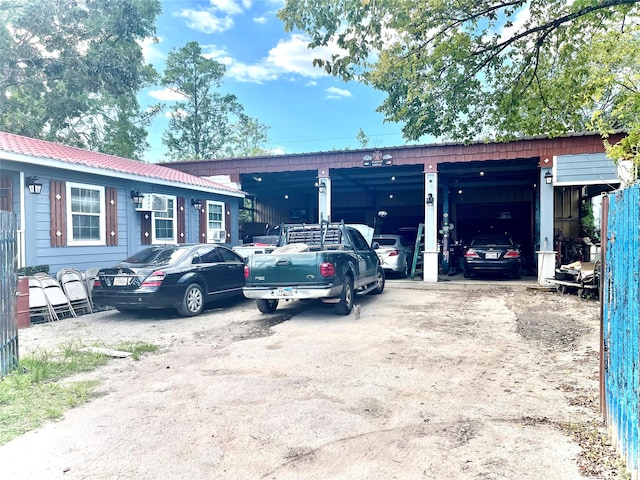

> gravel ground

[{"left": 0, "top": 281, "right": 624, "bottom": 479}]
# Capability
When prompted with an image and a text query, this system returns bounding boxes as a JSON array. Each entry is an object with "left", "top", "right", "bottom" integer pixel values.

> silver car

[{"left": 373, "top": 234, "right": 414, "bottom": 278}]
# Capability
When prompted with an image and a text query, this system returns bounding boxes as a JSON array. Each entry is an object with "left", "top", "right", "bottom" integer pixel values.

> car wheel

[
  {"left": 398, "top": 260, "right": 409, "bottom": 279},
  {"left": 372, "top": 267, "right": 385, "bottom": 295},
  {"left": 335, "top": 277, "right": 354, "bottom": 315},
  {"left": 257, "top": 299, "right": 279, "bottom": 313},
  {"left": 177, "top": 283, "right": 204, "bottom": 317}
]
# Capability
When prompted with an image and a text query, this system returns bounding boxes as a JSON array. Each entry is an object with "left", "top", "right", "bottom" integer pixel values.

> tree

[
  {"left": 278, "top": 0, "right": 640, "bottom": 166},
  {"left": 0, "top": 0, "right": 162, "bottom": 160},
  {"left": 160, "top": 42, "right": 270, "bottom": 160}
]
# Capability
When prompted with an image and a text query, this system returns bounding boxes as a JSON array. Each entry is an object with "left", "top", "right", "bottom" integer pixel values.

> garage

[{"left": 164, "top": 132, "right": 621, "bottom": 282}]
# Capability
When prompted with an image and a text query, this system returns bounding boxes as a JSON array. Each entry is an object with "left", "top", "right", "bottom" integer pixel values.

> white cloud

[
  {"left": 325, "top": 87, "right": 352, "bottom": 100},
  {"left": 201, "top": 45, "right": 234, "bottom": 65},
  {"left": 223, "top": 33, "right": 346, "bottom": 83},
  {"left": 253, "top": 16, "right": 268, "bottom": 24},
  {"left": 139, "top": 37, "right": 165, "bottom": 64},
  {"left": 209, "top": 0, "right": 245, "bottom": 15},
  {"left": 175, "top": 9, "right": 235, "bottom": 33},
  {"left": 148, "top": 88, "right": 187, "bottom": 101}
]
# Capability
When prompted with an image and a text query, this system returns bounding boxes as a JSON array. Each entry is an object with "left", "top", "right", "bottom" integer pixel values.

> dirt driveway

[{"left": 1, "top": 281, "right": 611, "bottom": 479}]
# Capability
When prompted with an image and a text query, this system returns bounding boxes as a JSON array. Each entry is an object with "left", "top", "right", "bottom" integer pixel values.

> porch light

[
  {"left": 130, "top": 190, "right": 144, "bottom": 207},
  {"left": 25, "top": 176, "right": 43, "bottom": 195},
  {"left": 545, "top": 170, "right": 553, "bottom": 185},
  {"left": 191, "top": 198, "right": 203, "bottom": 211},
  {"left": 314, "top": 181, "right": 327, "bottom": 194}
]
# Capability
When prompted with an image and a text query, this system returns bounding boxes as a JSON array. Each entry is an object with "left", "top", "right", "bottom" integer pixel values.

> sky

[{"left": 138, "top": 0, "right": 429, "bottom": 163}]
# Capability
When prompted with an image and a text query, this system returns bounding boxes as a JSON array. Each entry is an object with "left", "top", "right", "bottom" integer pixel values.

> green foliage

[
  {"left": 580, "top": 201, "right": 596, "bottom": 240},
  {"left": 17, "top": 265, "right": 49, "bottom": 276},
  {"left": 0, "top": 0, "right": 162, "bottom": 159},
  {"left": 278, "top": 0, "right": 640, "bottom": 164},
  {"left": 0, "top": 340, "right": 157, "bottom": 445},
  {"left": 160, "top": 42, "right": 270, "bottom": 160}
]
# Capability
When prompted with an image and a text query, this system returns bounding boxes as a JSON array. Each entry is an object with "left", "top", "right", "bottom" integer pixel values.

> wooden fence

[
  {"left": 0, "top": 210, "right": 19, "bottom": 379},
  {"left": 602, "top": 183, "right": 640, "bottom": 475}
]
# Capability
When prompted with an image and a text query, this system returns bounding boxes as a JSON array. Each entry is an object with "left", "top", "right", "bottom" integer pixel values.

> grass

[{"left": 0, "top": 340, "right": 157, "bottom": 446}]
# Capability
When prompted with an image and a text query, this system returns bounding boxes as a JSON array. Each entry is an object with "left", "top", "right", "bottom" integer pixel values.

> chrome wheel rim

[{"left": 187, "top": 287, "right": 203, "bottom": 313}]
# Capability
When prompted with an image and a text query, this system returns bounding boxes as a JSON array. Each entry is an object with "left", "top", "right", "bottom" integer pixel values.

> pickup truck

[{"left": 243, "top": 221, "right": 385, "bottom": 315}]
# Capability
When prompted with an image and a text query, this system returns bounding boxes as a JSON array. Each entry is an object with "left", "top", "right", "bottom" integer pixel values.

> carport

[{"left": 163, "top": 132, "right": 622, "bottom": 284}]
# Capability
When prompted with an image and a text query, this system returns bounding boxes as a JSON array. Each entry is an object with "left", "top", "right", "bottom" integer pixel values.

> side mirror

[{"left": 372, "top": 242, "right": 380, "bottom": 250}]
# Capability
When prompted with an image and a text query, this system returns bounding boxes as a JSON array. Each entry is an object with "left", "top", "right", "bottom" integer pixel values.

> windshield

[
  {"left": 121, "top": 246, "right": 187, "bottom": 265},
  {"left": 376, "top": 238, "right": 400, "bottom": 247},
  {"left": 471, "top": 236, "right": 514, "bottom": 247}
]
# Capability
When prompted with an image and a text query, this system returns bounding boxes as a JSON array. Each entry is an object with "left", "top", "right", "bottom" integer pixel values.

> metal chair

[
  {"left": 28, "top": 276, "right": 56, "bottom": 323},
  {"left": 33, "top": 272, "right": 76, "bottom": 320},
  {"left": 57, "top": 268, "right": 93, "bottom": 315}
]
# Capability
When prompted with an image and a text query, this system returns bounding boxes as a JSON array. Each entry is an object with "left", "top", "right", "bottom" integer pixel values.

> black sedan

[
  {"left": 462, "top": 235, "right": 522, "bottom": 279},
  {"left": 91, "top": 244, "right": 246, "bottom": 316}
]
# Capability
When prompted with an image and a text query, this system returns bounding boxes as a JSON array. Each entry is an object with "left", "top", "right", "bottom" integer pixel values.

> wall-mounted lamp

[
  {"left": 544, "top": 170, "right": 553, "bottom": 185},
  {"left": 191, "top": 198, "right": 203, "bottom": 211},
  {"left": 426, "top": 193, "right": 434, "bottom": 206},
  {"left": 314, "top": 181, "right": 327, "bottom": 194},
  {"left": 130, "top": 190, "right": 145, "bottom": 208},
  {"left": 25, "top": 175, "right": 43, "bottom": 195}
]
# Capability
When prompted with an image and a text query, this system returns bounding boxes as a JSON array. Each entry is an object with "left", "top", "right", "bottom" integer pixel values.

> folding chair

[
  {"left": 28, "top": 276, "right": 56, "bottom": 323},
  {"left": 57, "top": 268, "right": 93, "bottom": 315},
  {"left": 34, "top": 272, "right": 76, "bottom": 319}
]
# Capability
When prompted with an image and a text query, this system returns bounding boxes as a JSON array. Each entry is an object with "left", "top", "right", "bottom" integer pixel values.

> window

[
  {"left": 207, "top": 200, "right": 225, "bottom": 242},
  {"left": 66, "top": 182, "right": 105, "bottom": 246},
  {"left": 152, "top": 196, "right": 177, "bottom": 244}
]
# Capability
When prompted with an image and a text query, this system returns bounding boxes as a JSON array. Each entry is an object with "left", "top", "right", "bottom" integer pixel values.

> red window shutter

[
  {"left": 225, "top": 202, "right": 231, "bottom": 244},
  {"left": 50, "top": 180, "right": 66, "bottom": 247},
  {"left": 105, "top": 187, "right": 118, "bottom": 246},
  {"left": 141, "top": 212, "right": 152, "bottom": 245},
  {"left": 177, "top": 196, "right": 186, "bottom": 244}
]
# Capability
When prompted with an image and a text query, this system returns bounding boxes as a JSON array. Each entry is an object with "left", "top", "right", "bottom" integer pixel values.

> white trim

[
  {"left": 206, "top": 200, "right": 225, "bottom": 243},
  {"left": 66, "top": 182, "right": 106, "bottom": 246},
  {"left": 151, "top": 195, "right": 177, "bottom": 244}
]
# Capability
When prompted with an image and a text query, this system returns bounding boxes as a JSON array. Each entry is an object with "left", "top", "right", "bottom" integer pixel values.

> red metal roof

[{"left": 0, "top": 131, "right": 242, "bottom": 195}]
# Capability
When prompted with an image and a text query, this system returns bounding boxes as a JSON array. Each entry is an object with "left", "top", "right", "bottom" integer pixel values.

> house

[{"left": 0, "top": 132, "right": 245, "bottom": 275}]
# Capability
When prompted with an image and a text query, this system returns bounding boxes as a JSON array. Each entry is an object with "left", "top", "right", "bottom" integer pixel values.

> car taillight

[
  {"left": 93, "top": 277, "right": 101, "bottom": 287},
  {"left": 464, "top": 249, "right": 480, "bottom": 258},
  {"left": 389, "top": 250, "right": 399, "bottom": 257},
  {"left": 244, "top": 265, "right": 249, "bottom": 279},
  {"left": 504, "top": 250, "right": 520, "bottom": 258},
  {"left": 141, "top": 271, "right": 166, "bottom": 287},
  {"left": 320, "top": 262, "right": 335, "bottom": 277}
]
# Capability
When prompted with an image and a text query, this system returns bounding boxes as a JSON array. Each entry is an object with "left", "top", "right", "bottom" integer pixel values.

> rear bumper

[
  {"left": 463, "top": 259, "right": 521, "bottom": 273},
  {"left": 243, "top": 284, "right": 341, "bottom": 300},
  {"left": 91, "top": 289, "right": 178, "bottom": 309}
]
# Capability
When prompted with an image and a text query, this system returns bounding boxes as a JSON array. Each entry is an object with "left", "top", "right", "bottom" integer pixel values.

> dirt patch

[{"left": 0, "top": 285, "right": 624, "bottom": 479}]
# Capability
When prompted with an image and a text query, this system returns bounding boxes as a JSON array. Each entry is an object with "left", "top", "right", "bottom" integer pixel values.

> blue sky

[{"left": 139, "top": 0, "right": 429, "bottom": 163}]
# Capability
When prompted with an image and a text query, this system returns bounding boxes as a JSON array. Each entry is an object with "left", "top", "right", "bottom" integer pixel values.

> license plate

[
  {"left": 485, "top": 252, "right": 499, "bottom": 259},
  {"left": 114, "top": 276, "right": 129, "bottom": 286},
  {"left": 276, "top": 287, "right": 294, "bottom": 297}
]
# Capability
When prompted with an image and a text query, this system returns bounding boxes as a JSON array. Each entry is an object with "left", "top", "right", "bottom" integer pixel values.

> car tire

[
  {"left": 257, "top": 299, "right": 279, "bottom": 313},
  {"left": 398, "top": 260, "right": 409, "bottom": 279},
  {"left": 177, "top": 283, "right": 204, "bottom": 317},
  {"left": 335, "top": 277, "right": 354, "bottom": 315},
  {"left": 372, "top": 267, "right": 385, "bottom": 295}
]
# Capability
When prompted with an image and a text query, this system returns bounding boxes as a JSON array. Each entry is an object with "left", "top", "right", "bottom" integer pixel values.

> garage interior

[{"left": 239, "top": 157, "right": 543, "bottom": 269}]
